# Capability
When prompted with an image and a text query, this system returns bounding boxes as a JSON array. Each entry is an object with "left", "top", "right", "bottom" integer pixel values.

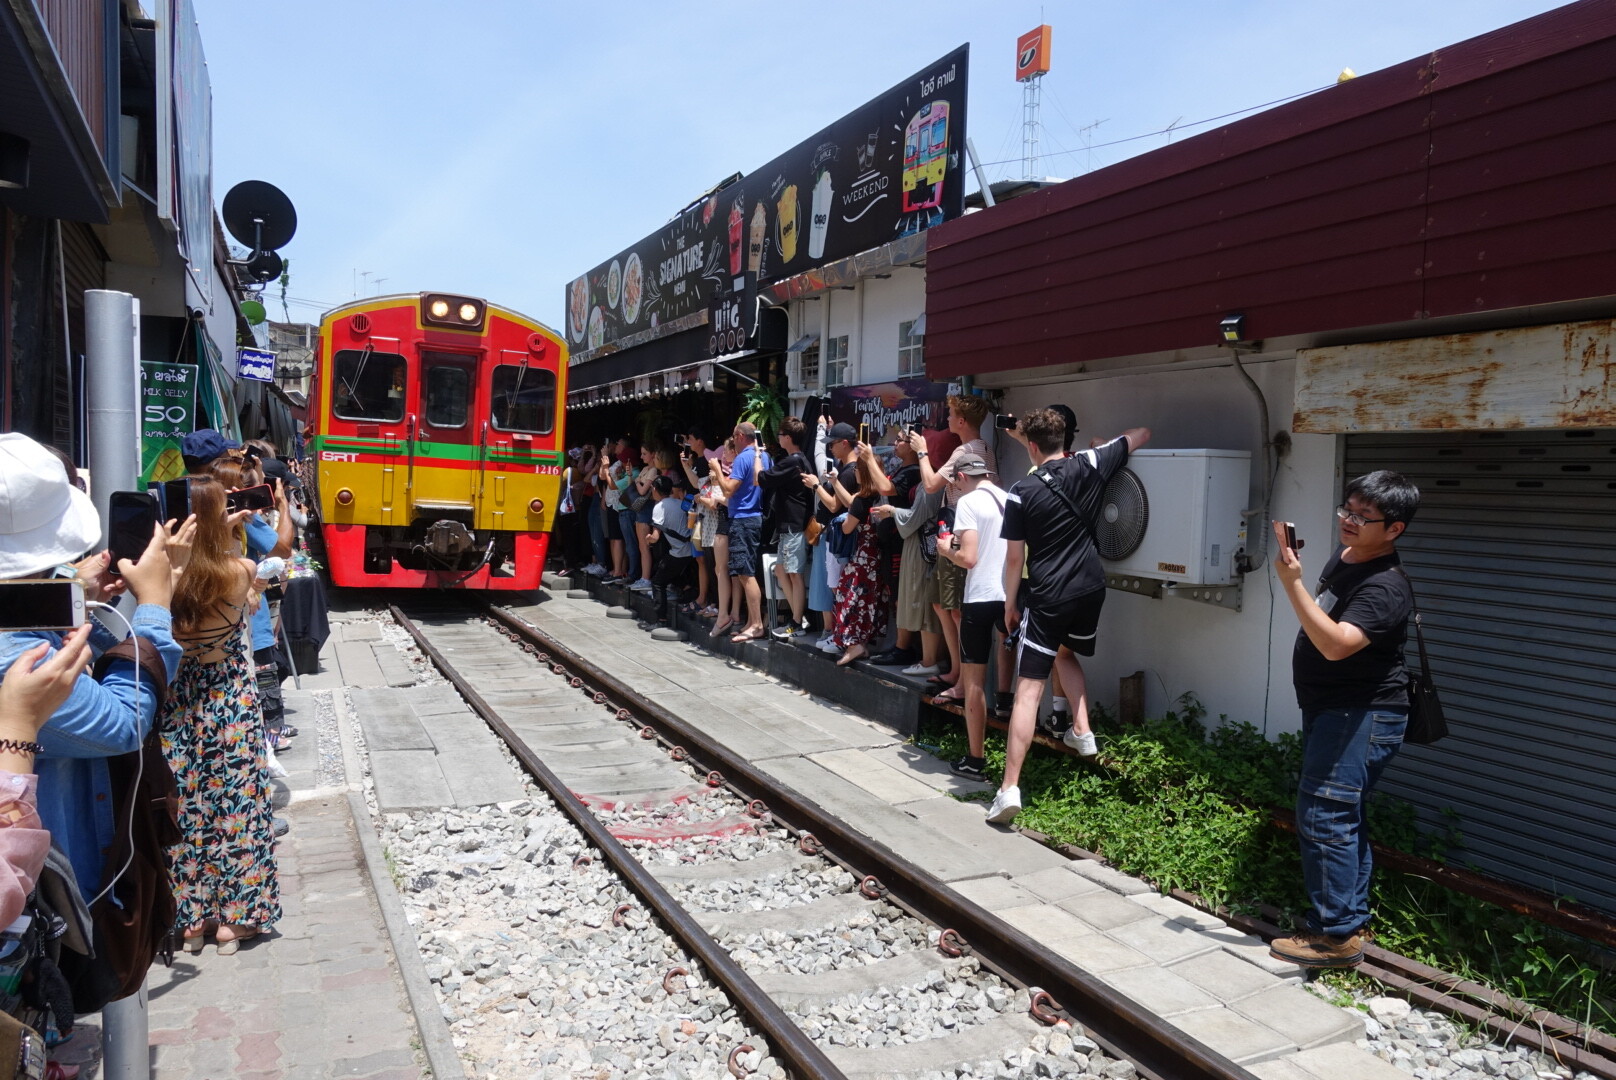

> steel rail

[
  {"left": 477, "top": 601, "right": 1260, "bottom": 1080},
  {"left": 388, "top": 604, "right": 848, "bottom": 1080}
]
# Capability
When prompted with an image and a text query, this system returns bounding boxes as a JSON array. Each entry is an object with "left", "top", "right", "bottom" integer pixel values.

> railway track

[{"left": 387, "top": 597, "right": 1261, "bottom": 1080}]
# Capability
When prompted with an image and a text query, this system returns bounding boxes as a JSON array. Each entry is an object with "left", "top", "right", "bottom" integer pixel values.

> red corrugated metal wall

[
  {"left": 34, "top": 0, "right": 107, "bottom": 162},
  {"left": 925, "top": 0, "right": 1616, "bottom": 378}
]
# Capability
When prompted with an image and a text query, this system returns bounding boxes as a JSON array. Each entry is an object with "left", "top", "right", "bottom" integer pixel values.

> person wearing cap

[
  {"left": 0, "top": 434, "right": 189, "bottom": 897},
  {"left": 181, "top": 428, "right": 240, "bottom": 474},
  {"left": 646, "top": 474, "right": 694, "bottom": 629},
  {"left": 935, "top": 454, "right": 1009, "bottom": 782},
  {"left": 758, "top": 417, "right": 813, "bottom": 639},
  {"left": 988, "top": 410, "right": 1149, "bottom": 825},
  {"left": 716, "top": 422, "right": 771, "bottom": 643}
]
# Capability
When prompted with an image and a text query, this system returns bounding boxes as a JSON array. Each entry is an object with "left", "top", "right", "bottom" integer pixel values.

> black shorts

[
  {"left": 1016, "top": 589, "right": 1106, "bottom": 680},
  {"left": 959, "top": 601, "right": 1005, "bottom": 666},
  {"left": 603, "top": 505, "right": 623, "bottom": 541}
]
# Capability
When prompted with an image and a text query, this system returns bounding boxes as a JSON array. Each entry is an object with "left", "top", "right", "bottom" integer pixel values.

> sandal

[
  {"left": 933, "top": 687, "right": 965, "bottom": 703},
  {"left": 215, "top": 925, "right": 260, "bottom": 956},
  {"left": 710, "top": 619, "right": 735, "bottom": 637},
  {"left": 730, "top": 628, "right": 763, "bottom": 643},
  {"left": 836, "top": 646, "right": 868, "bottom": 667},
  {"left": 699, "top": 605, "right": 719, "bottom": 618}
]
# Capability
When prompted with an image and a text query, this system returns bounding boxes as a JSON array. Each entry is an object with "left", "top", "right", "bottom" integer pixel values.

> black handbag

[{"left": 1400, "top": 576, "right": 1448, "bottom": 745}]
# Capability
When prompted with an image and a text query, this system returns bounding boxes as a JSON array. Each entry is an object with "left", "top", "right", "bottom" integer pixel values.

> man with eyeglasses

[{"left": 1269, "top": 470, "right": 1421, "bottom": 970}]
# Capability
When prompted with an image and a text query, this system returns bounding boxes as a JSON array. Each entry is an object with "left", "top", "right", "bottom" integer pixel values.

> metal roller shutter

[{"left": 1344, "top": 429, "right": 1616, "bottom": 914}]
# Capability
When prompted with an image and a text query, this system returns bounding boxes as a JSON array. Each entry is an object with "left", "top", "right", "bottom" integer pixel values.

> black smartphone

[
  {"left": 1281, "top": 521, "right": 1300, "bottom": 553},
  {"left": 227, "top": 484, "right": 275, "bottom": 512},
  {"left": 0, "top": 580, "right": 86, "bottom": 631},
  {"left": 160, "top": 478, "right": 192, "bottom": 523},
  {"left": 995, "top": 413, "right": 1018, "bottom": 430},
  {"left": 107, "top": 491, "right": 159, "bottom": 574}
]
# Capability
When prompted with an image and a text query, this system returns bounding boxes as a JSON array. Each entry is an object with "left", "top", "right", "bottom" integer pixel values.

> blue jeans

[
  {"left": 617, "top": 508, "right": 640, "bottom": 580},
  {"left": 1296, "top": 707, "right": 1407, "bottom": 937},
  {"left": 582, "top": 494, "right": 606, "bottom": 566}
]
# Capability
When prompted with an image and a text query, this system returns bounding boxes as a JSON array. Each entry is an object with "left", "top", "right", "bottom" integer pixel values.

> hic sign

[
  {"left": 139, "top": 361, "right": 198, "bottom": 484},
  {"left": 236, "top": 347, "right": 276, "bottom": 382}
]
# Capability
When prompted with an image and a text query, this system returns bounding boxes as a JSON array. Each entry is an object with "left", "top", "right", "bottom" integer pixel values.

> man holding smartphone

[{"left": 1268, "top": 471, "right": 1419, "bottom": 969}]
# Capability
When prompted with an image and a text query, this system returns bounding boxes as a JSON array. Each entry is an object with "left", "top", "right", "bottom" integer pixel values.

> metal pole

[
  {"left": 100, "top": 979, "right": 149, "bottom": 1080},
  {"left": 965, "top": 139, "right": 996, "bottom": 208},
  {"left": 84, "top": 289, "right": 150, "bottom": 1080}
]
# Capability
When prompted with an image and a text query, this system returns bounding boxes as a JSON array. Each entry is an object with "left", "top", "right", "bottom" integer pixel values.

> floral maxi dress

[
  {"left": 159, "top": 621, "right": 281, "bottom": 933},
  {"left": 830, "top": 515, "right": 890, "bottom": 650}
]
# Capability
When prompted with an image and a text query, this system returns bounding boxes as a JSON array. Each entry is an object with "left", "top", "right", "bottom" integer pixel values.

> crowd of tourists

[{"left": 0, "top": 429, "right": 310, "bottom": 1060}]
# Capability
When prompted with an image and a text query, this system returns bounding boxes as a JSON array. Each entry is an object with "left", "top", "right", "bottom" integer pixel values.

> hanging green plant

[{"left": 738, "top": 383, "right": 786, "bottom": 446}]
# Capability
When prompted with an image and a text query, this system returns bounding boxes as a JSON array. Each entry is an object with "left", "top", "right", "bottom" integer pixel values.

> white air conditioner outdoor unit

[{"left": 1096, "top": 449, "right": 1251, "bottom": 586}]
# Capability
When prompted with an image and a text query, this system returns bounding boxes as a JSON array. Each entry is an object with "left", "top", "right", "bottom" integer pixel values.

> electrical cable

[
  {"left": 972, "top": 82, "right": 1334, "bottom": 171},
  {"left": 83, "top": 600, "right": 147, "bottom": 909}
]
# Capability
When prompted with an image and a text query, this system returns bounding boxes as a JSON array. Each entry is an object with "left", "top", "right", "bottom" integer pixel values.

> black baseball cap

[
  {"left": 652, "top": 476, "right": 674, "bottom": 496},
  {"left": 826, "top": 422, "right": 857, "bottom": 444}
]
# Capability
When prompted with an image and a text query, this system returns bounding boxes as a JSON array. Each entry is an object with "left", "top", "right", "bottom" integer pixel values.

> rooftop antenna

[{"left": 1016, "top": 24, "right": 1053, "bottom": 180}]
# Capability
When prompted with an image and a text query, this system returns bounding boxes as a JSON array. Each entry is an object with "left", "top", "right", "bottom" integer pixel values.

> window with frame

[
  {"left": 824, "top": 336, "right": 849, "bottom": 388},
  {"left": 490, "top": 364, "right": 556, "bottom": 433},
  {"left": 898, "top": 320, "right": 925, "bottom": 378},
  {"left": 332, "top": 349, "right": 407, "bottom": 422},
  {"left": 422, "top": 352, "right": 473, "bottom": 429},
  {"left": 798, "top": 344, "right": 820, "bottom": 388}
]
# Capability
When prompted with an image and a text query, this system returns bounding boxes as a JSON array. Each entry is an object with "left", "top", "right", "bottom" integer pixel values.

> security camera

[{"left": 188, "top": 306, "right": 206, "bottom": 321}]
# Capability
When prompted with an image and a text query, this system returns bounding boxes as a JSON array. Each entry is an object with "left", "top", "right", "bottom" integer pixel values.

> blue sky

[{"left": 196, "top": 0, "right": 1568, "bottom": 333}]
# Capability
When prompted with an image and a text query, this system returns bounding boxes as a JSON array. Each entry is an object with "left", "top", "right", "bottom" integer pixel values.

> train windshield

[
  {"left": 490, "top": 364, "right": 555, "bottom": 434},
  {"left": 332, "top": 349, "right": 407, "bottom": 422},
  {"left": 423, "top": 356, "right": 472, "bottom": 429}
]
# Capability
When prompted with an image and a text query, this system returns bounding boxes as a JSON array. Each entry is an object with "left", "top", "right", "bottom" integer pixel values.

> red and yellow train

[{"left": 308, "top": 292, "right": 566, "bottom": 589}]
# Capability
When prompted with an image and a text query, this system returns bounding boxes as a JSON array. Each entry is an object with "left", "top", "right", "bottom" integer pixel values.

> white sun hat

[{"left": 0, "top": 433, "right": 102, "bottom": 579}]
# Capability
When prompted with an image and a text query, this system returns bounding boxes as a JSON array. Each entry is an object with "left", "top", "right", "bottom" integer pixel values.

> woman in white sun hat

[{"left": 0, "top": 433, "right": 193, "bottom": 899}]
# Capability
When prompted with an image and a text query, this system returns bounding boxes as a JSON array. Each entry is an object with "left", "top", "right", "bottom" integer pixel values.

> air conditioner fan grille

[{"left": 1097, "top": 467, "right": 1148, "bottom": 560}]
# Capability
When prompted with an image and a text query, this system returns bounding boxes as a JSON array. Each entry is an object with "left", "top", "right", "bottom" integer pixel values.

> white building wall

[
  {"left": 997, "top": 356, "right": 1341, "bottom": 736},
  {"left": 786, "top": 264, "right": 928, "bottom": 397}
]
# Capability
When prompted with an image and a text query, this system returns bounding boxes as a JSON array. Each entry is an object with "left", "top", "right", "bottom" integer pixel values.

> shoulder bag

[{"left": 1397, "top": 569, "right": 1448, "bottom": 745}]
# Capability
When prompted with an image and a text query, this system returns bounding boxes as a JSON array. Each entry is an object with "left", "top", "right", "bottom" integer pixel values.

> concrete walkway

[
  {"left": 145, "top": 645, "right": 429, "bottom": 1079},
  {"left": 508, "top": 587, "right": 1404, "bottom": 1080}
]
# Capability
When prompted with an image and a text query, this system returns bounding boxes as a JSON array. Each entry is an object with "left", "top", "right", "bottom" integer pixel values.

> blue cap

[{"left": 181, "top": 429, "right": 238, "bottom": 469}]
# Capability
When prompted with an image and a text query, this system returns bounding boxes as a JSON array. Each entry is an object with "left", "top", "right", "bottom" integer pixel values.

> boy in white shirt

[{"left": 935, "top": 453, "right": 1008, "bottom": 781}]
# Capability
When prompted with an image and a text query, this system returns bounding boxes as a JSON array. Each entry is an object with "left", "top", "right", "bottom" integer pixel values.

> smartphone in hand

[
  {"left": 995, "top": 414, "right": 1018, "bottom": 430},
  {"left": 227, "top": 484, "right": 275, "bottom": 512},
  {"left": 107, "top": 491, "right": 160, "bottom": 575},
  {"left": 1281, "top": 521, "right": 1300, "bottom": 553},
  {"left": 0, "top": 579, "right": 86, "bottom": 630}
]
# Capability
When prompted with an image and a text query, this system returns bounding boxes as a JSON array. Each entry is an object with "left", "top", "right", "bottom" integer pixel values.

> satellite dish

[
  {"left": 222, "top": 180, "right": 297, "bottom": 252},
  {"left": 1096, "top": 467, "right": 1149, "bottom": 560},
  {"left": 243, "top": 250, "right": 284, "bottom": 284},
  {"left": 239, "top": 299, "right": 266, "bottom": 324}
]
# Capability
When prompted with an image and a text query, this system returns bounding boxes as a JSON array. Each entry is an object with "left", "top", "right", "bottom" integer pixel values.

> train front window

[
  {"left": 490, "top": 364, "right": 555, "bottom": 434},
  {"left": 332, "top": 349, "right": 407, "bottom": 422},
  {"left": 423, "top": 357, "right": 471, "bottom": 429}
]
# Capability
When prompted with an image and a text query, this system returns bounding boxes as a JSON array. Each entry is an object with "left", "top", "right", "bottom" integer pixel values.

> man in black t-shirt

[
  {"left": 988, "top": 409, "right": 1149, "bottom": 825},
  {"left": 760, "top": 417, "right": 814, "bottom": 638},
  {"left": 1268, "top": 470, "right": 1420, "bottom": 971}
]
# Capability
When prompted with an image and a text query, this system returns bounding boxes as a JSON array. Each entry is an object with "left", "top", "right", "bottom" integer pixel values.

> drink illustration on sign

[
  {"left": 727, "top": 201, "right": 745, "bottom": 277},
  {"left": 748, "top": 202, "right": 767, "bottom": 276},
  {"left": 776, "top": 184, "right": 799, "bottom": 263},
  {"left": 809, "top": 167, "right": 833, "bottom": 260}
]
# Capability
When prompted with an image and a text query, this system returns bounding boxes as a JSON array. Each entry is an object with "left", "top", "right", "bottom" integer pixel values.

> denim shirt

[
  {"left": 0, "top": 605, "right": 182, "bottom": 896},
  {"left": 244, "top": 516, "right": 275, "bottom": 651}
]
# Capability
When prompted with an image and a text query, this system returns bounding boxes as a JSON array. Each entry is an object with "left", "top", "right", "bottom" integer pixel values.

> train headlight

[
  {"left": 420, "top": 293, "right": 486, "bottom": 331},
  {"left": 528, "top": 498, "right": 544, "bottom": 515},
  {"left": 336, "top": 488, "right": 355, "bottom": 505}
]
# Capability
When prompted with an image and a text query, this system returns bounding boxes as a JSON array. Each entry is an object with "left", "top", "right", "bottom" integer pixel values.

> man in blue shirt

[
  {"left": 0, "top": 434, "right": 186, "bottom": 897},
  {"left": 716, "top": 422, "right": 770, "bottom": 643}
]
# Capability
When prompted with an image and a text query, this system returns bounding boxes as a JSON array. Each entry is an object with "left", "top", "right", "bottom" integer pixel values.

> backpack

[{"left": 919, "top": 505, "right": 955, "bottom": 565}]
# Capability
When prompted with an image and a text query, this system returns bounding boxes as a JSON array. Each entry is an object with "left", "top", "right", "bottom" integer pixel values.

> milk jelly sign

[{"left": 566, "top": 45, "right": 969, "bottom": 365}]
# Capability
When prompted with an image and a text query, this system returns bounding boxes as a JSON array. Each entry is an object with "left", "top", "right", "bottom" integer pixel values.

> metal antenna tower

[{"left": 1022, "top": 72, "right": 1044, "bottom": 180}]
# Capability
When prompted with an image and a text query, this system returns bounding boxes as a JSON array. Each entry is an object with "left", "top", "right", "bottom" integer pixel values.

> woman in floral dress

[
  {"left": 819, "top": 457, "right": 890, "bottom": 666},
  {"left": 161, "top": 476, "right": 280, "bottom": 954}
]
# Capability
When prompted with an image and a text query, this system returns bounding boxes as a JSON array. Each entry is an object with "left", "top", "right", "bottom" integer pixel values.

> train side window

[
  {"left": 490, "top": 364, "right": 555, "bottom": 434},
  {"left": 424, "top": 364, "right": 471, "bottom": 429},
  {"left": 332, "top": 349, "right": 407, "bottom": 422}
]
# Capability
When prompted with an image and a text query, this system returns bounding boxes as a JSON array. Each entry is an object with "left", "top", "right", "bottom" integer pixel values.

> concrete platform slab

[
  {"left": 1066, "top": 859, "right": 1154, "bottom": 896},
  {"left": 1012, "top": 864, "right": 1105, "bottom": 903},
  {"left": 1128, "top": 890, "right": 1229, "bottom": 930},
  {"left": 1169, "top": 946, "right": 1290, "bottom": 1003},
  {"left": 1056, "top": 888, "right": 1158, "bottom": 931},
  {"left": 901, "top": 797, "right": 1073, "bottom": 878},
  {"left": 828, "top": 1010, "right": 1045, "bottom": 1079},
  {"left": 698, "top": 892, "right": 877, "bottom": 936},
  {"left": 436, "top": 746, "right": 528, "bottom": 807},
  {"left": 1253, "top": 1043, "right": 1407, "bottom": 1080},
  {"left": 1230, "top": 984, "right": 1363, "bottom": 1050},
  {"left": 1099, "top": 964, "right": 1224, "bottom": 1018},
  {"left": 995, "top": 904, "right": 1153, "bottom": 974},
  {"left": 334, "top": 640, "right": 388, "bottom": 687},
  {"left": 860, "top": 742, "right": 992, "bottom": 797},
  {"left": 1105, "top": 915, "right": 1221, "bottom": 965},
  {"left": 1199, "top": 924, "right": 1307, "bottom": 979},
  {"left": 808, "top": 748, "right": 939, "bottom": 804},
  {"left": 642, "top": 691, "right": 823, "bottom": 760},
  {"left": 1169, "top": 1006, "right": 1296, "bottom": 1066},
  {"left": 370, "top": 749, "right": 454, "bottom": 811},
  {"left": 947, "top": 874, "right": 1042, "bottom": 912}
]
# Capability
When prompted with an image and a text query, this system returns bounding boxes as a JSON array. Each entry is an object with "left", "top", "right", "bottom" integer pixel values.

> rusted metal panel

[
  {"left": 33, "top": 0, "right": 108, "bottom": 160},
  {"left": 1293, "top": 318, "right": 1616, "bottom": 432},
  {"left": 925, "top": 1, "right": 1616, "bottom": 381}
]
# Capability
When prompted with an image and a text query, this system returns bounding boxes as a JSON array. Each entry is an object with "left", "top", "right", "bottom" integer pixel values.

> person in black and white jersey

[{"left": 988, "top": 409, "right": 1150, "bottom": 825}]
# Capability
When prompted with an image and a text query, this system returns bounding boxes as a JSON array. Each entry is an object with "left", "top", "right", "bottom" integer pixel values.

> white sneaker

[
  {"left": 1063, "top": 727, "right": 1098, "bottom": 756},
  {"left": 901, "top": 662, "right": 942, "bottom": 677},
  {"left": 584, "top": 563, "right": 606, "bottom": 577},
  {"left": 985, "top": 786, "right": 1021, "bottom": 824},
  {"left": 629, "top": 579, "right": 653, "bottom": 592},
  {"left": 816, "top": 637, "right": 841, "bottom": 653}
]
